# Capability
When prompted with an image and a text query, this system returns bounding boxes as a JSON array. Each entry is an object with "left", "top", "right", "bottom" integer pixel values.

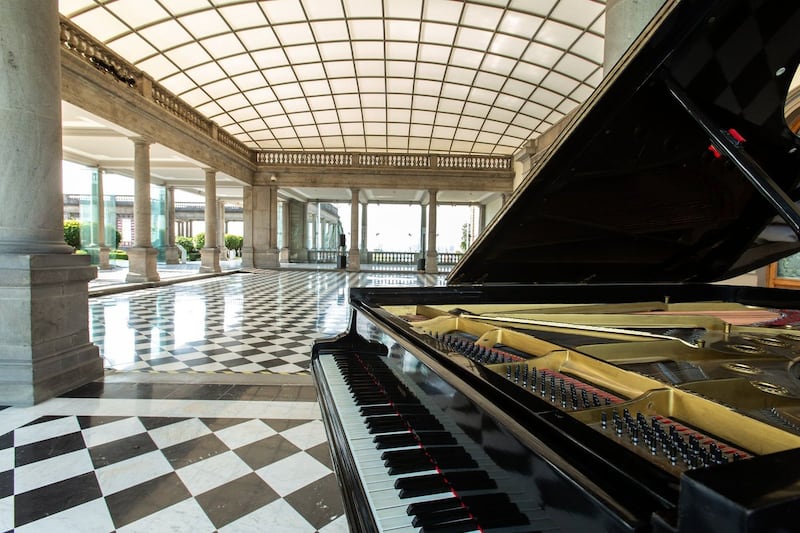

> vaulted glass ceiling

[{"left": 59, "top": 0, "right": 606, "bottom": 155}]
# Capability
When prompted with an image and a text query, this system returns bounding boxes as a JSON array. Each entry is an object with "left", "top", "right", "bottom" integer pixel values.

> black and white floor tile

[
  {"left": 90, "top": 270, "right": 442, "bottom": 375},
  {"left": 0, "top": 388, "right": 343, "bottom": 532},
  {"left": 3, "top": 270, "right": 442, "bottom": 531}
]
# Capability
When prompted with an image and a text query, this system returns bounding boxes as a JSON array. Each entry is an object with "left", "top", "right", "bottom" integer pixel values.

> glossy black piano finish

[
  {"left": 315, "top": 283, "right": 800, "bottom": 532},
  {"left": 312, "top": 0, "right": 800, "bottom": 531}
]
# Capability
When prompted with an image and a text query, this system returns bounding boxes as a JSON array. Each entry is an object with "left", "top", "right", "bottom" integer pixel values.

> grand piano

[{"left": 312, "top": 1, "right": 800, "bottom": 531}]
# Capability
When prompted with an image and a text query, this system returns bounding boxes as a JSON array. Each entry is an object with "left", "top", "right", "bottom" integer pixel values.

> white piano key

[{"left": 317, "top": 353, "right": 537, "bottom": 532}]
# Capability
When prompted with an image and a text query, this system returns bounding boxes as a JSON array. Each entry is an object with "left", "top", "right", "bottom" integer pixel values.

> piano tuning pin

[
  {"left": 506, "top": 365, "right": 512, "bottom": 379},
  {"left": 601, "top": 411, "right": 607, "bottom": 429}
]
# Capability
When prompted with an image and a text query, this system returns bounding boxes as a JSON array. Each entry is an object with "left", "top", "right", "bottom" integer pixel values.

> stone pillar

[
  {"left": 478, "top": 204, "right": 487, "bottom": 234},
  {"left": 419, "top": 205, "right": 427, "bottom": 258},
  {"left": 425, "top": 190, "right": 439, "bottom": 274},
  {"left": 360, "top": 201, "right": 368, "bottom": 262},
  {"left": 95, "top": 168, "right": 111, "bottom": 270},
  {"left": 0, "top": 0, "right": 102, "bottom": 405},
  {"left": 347, "top": 189, "right": 361, "bottom": 271},
  {"left": 604, "top": 0, "right": 666, "bottom": 74},
  {"left": 289, "top": 201, "right": 308, "bottom": 263},
  {"left": 200, "top": 168, "right": 221, "bottom": 273},
  {"left": 126, "top": 137, "right": 159, "bottom": 282},
  {"left": 218, "top": 199, "right": 226, "bottom": 259},
  {"left": 248, "top": 185, "right": 279, "bottom": 268},
  {"left": 241, "top": 186, "right": 254, "bottom": 268},
  {"left": 279, "top": 201, "right": 290, "bottom": 262},
  {"left": 310, "top": 210, "right": 318, "bottom": 251},
  {"left": 164, "top": 185, "right": 180, "bottom": 264}
]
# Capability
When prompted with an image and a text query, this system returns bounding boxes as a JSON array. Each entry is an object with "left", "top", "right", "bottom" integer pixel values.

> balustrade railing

[
  {"left": 308, "top": 250, "right": 339, "bottom": 263},
  {"left": 256, "top": 150, "right": 511, "bottom": 171},
  {"left": 59, "top": 17, "right": 251, "bottom": 159},
  {"left": 367, "top": 251, "right": 417, "bottom": 264},
  {"left": 304, "top": 250, "right": 462, "bottom": 265}
]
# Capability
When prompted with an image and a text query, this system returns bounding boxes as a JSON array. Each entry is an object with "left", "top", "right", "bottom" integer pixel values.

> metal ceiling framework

[{"left": 59, "top": 0, "right": 606, "bottom": 154}]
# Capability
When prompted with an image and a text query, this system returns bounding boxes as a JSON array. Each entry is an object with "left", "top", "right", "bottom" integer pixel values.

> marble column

[
  {"left": 296, "top": 201, "right": 309, "bottom": 262},
  {"left": 126, "top": 138, "right": 160, "bottom": 282},
  {"left": 419, "top": 204, "right": 427, "bottom": 265},
  {"left": 0, "top": 0, "right": 102, "bottom": 405},
  {"left": 241, "top": 185, "right": 254, "bottom": 268},
  {"left": 425, "top": 190, "right": 439, "bottom": 274},
  {"left": 218, "top": 199, "right": 226, "bottom": 260},
  {"left": 279, "top": 200, "right": 290, "bottom": 262},
  {"left": 164, "top": 185, "right": 180, "bottom": 264},
  {"left": 360, "top": 201, "right": 368, "bottom": 262},
  {"left": 200, "top": 168, "right": 221, "bottom": 273},
  {"left": 246, "top": 185, "right": 279, "bottom": 268},
  {"left": 95, "top": 168, "right": 111, "bottom": 269},
  {"left": 347, "top": 188, "right": 361, "bottom": 271}
]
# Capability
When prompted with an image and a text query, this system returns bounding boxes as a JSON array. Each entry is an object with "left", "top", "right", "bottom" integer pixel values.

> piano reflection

[{"left": 312, "top": 0, "right": 800, "bottom": 531}]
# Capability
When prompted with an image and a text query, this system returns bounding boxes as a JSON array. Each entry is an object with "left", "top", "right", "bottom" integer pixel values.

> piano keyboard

[{"left": 315, "top": 350, "right": 558, "bottom": 532}]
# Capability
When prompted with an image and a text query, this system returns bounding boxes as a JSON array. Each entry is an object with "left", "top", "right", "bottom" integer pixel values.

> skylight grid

[{"left": 59, "top": 0, "right": 607, "bottom": 155}]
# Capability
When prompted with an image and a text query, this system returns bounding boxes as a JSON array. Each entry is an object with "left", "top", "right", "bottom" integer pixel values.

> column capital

[
  {"left": 129, "top": 136, "right": 152, "bottom": 146},
  {"left": 203, "top": 167, "right": 217, "bottom": 175}
]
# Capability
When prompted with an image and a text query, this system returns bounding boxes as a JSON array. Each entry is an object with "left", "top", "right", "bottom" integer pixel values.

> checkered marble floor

[
  {"left": 90, "top": 270, "right": 443, "bottom": 374},
  {"left": 0, "top": 383, "right": 341, "bottom": 532},
  {"left": 2, "top": 270, "right": 443, "bottom": 532}
]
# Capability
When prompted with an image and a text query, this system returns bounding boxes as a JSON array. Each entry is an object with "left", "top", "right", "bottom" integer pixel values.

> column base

[
  {"left": 253, "top": 248, "right": 280, "bottom": 269},
  {"left": 279, "top": 247, "right": 290, "bottom": 263},
  {"left": 97, "top": 246, "right": 111, "bottom": 270},
  {"left": 425, "top": 252, "right": 439, "bottom": 274},
  {"left": 165, "top": 246, "right": 181, "bottom": 265},
  {"left": 346, "top": 249, "right": 361, "bottom": 272},
  {"left": 126, "top": 247, "right": 160, "bottom": 283},
  {"left": 0, "top": 253, "right": 103, "bottom": 405},
  {"left": 200, "top": 247, "right": 222, "bottom": 273},
  {"left": 242, "top": 246, "right": 254, "bottom": 268}
]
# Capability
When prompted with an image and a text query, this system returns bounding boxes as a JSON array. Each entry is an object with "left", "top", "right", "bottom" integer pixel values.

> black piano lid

[{"left": 450, "top": 0, "right": 800, "bottom": 286}]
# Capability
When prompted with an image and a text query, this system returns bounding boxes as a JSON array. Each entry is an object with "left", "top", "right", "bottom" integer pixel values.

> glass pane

[{"left": 777, "top": 252, "right": 800, "bottom": 280}]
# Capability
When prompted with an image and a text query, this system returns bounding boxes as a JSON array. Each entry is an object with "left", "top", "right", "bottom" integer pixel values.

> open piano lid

[{"left": 450, "top": 0, "right": 800, "bottom": 286}]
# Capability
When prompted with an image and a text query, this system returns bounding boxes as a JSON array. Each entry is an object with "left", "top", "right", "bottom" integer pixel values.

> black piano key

[
  {"left": 395, "top": 470, "right": 496, "bottom": 498},
  {"left": 386, "top": 455, "right": 438, "bottom": 475},
  {"left": 367, "top": 414, "right": 443, "bottom": 433},
  {"left": 374, "top": 431, "right": 456, "bottom": 450},
  {"left": 360, "top": 404, "right": 426, "bottom": 416},
  {"left": 374, "top": 432, "right": 418, "bottom": 449},
  {"left": 411, "top": 507, "right": 472, "bottom": 528},
  {"left": 382, "top": 446, "right": 474, "bottom": 466},
  {"left": 407, "top": 497, "right": 463, "bottom": 517},
  {"left": 419, "top": 520, "right": 480, "bottom": 533},
  {"left": 395, "top": 474, "right": 449, "bottom": 498}
]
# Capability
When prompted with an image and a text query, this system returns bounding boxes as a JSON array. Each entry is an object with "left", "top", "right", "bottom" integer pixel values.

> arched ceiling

[{"left": 59, "top": 0, "right": 606, "bottom": 156}]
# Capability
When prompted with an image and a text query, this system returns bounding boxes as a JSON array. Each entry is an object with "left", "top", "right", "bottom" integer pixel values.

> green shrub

[
  {"left": 188, "top": 251, "right": 201, "bottom": 261},
  {"left": 115, "top": 229, "right": 122, "bottom": 249},
  {"left": 194, "top": 232, "right": 205, "bottom": 250},
  {"left": 224, "top": 234, "right": 243, "bottom": 255},
  {"left": 176, "top": 236, "right": 194, "bottom": 252},
  {"left": 74, "top": 249, "right": 88, "bottom": 255},
  {"left": 64, "top": 220, "right": 81, "bottom": 250},
  {"left": 110, "top": 250, "right": 128, "bottom": 260}
]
